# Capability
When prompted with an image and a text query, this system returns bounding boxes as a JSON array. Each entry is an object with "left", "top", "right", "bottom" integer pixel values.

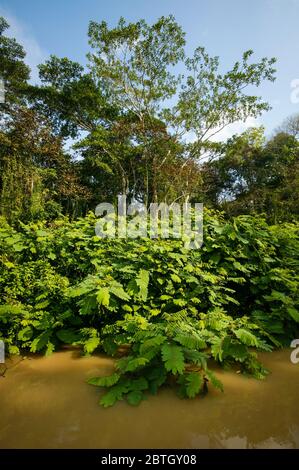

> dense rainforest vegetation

[{"left": 0, "top": 15, "right": 298, "bottom": 406}]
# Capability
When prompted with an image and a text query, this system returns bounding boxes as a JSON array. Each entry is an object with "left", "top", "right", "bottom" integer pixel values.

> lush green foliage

[
  {"left": 1, "top": 14, "right": 299, "bottom": 407},
  {"left": 0, "top": 15, "right": 282, "bottom": 222},
  {"left": 203, "top": 127, "right": 299, "bottom": 222},
  {"left": 0, "top": 211, "right": 298, "bottom": 405}
]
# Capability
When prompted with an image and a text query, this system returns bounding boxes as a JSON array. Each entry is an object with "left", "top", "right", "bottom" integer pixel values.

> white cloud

[
  {"left": 182, "top": 117, "right": 261, "bottom": 163},
  {"left": 209, "top": 116, "right": 261, "bottom": 142},
  {"left": 183, "top": 116, "right": 260, "bottom": 145},
  {"left": 0, "top": 8, "right": 47, "bottom": 83}
]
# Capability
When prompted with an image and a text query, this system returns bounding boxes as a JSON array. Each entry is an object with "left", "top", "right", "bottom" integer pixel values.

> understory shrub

[{"left": 0, "top": 210, "right": 298, "bottom": 405}]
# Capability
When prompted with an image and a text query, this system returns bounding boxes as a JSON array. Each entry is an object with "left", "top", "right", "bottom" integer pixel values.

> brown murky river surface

[{"left": 0, "top": 349, "right": 298, "bottom": 448}]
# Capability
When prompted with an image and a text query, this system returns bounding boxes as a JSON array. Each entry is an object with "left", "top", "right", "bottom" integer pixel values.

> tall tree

[
  {"left": 0, "top": 18, "right": 88, "bottom": 223},
  {"left": 203, "top": 126, "right": 299, "bottom": 222},
  {"left": 28, "top": 16, "right": 277, "bottom": 207},
  {"left": 0, "top": 14, "right": 279, "bottom": 218},
  {"left": 0, "top": 16, "right": 30, "bottom": 110},
  {"left": 85, "top": 16, "right": 276, "bottom": 204}
]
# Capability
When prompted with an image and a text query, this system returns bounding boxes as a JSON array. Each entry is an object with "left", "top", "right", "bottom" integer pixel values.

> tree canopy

[{"left": 0, "top": 14, "right": 298, "bottom": 224}]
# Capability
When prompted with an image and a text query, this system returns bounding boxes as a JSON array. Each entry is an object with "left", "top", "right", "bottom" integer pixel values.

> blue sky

[{"left": 1, "top": 0, "right": 299, "bottom": 138}]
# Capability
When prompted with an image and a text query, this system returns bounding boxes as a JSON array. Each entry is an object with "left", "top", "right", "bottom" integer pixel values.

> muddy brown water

[{"left": 0, "top": 349, "right": 298, "bottom": 448}]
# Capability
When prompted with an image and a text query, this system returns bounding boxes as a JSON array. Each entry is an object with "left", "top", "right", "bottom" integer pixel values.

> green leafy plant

[
  {"left": 0, "top": 210, "right": 298, "bottom": 405},
  {"left": 89, "top": 313, "right": 223, "bottom": 407}
]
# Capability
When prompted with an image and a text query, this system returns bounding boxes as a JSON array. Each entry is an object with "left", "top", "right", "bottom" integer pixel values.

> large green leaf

[
  {"left": 234, "top": 328, "right": 259, "bottom": 347},
  {"left": 135, "top": 269, "right": 150, "bottom": 301},
  {"left": 109, "top": 281, "right": 130, "bottom": 301},
  {"left": 125, "top": 357, "right": 149, "bottom": 372},
  {"left": 161, "top": 343, "right": 185, "bottom": 374},
  {"left": 17, "top": 326, "right": 33, "bottom": 342},
  {"left": 83, "top": 336, "right": 100, "bottom": 354},
  {"left": 78, "top": 295, "right": 97, "bottom": 315},
  {"left": 206, "top": 370, "right": 224, "bottom": 392},
  {"left": 185, "top": 372, "right": 204, "bottom": 398},
  {"left": 116, "top": 355, "right": 149, "bottom": 372},
  {"left": 99, "top": 382, "right": 130, "bottom": 407},
  {"left": 211, "top": 338, "right": 224, "bottom": 361},
  {"left": 139, "top": 335, "right": 166, "bottom": 356},
  {"left": 175, "top": 333, "right": 207, "bottom": 350},
  {"left": 30, "top": 331, "right": 52, "bottom": 353},
  {"left": 88, "top": 373, "right": 120, "bottom": 387},
  {"left": 287, "top": 307, "right": 299, "bottom": 323},
  {"left": 97, "top": 287, "right": 110, "bottom": 307},
  {"left": 183, "top": 349, "right": 207, "bottom": 368}
]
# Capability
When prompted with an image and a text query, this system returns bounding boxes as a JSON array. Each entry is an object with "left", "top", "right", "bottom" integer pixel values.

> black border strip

[{"left": 0, "top": 449, "right": 298, "bottom": 467}]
